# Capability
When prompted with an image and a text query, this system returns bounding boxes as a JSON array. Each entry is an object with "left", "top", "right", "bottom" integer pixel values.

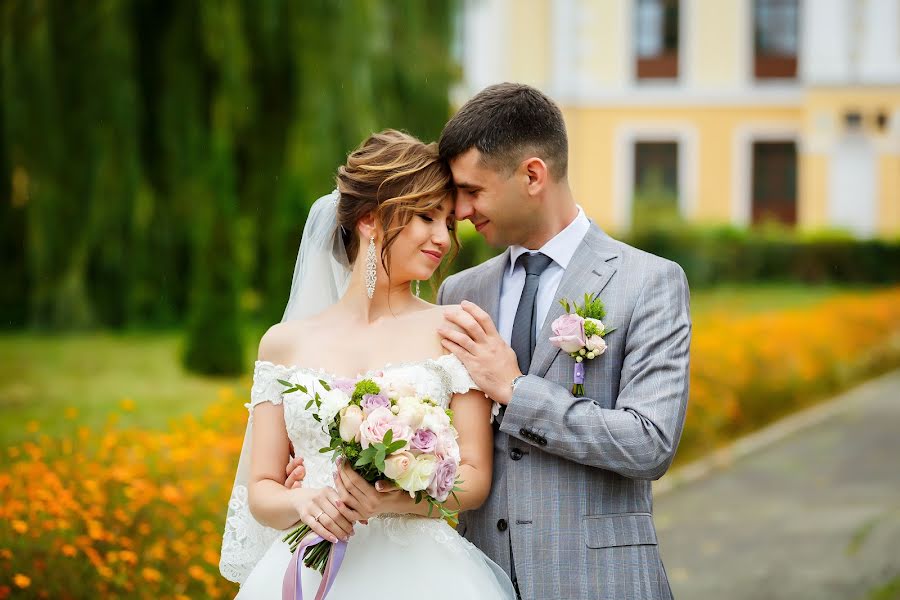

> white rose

[
  {"left": 395, "top": 454, "right": 438, "bottom": 494},
  {"left": 318, "top": 387, "right": 350, "bottom": 424},
  {"left": 420, "top": 405, "right": 451, "bottom": 433},
  {"left": 338, "top": 405, "right": 364, "bottom": 442},
  {"left": 584, "top": 317, "right": 605, "bottom": 333},
  {"left": 395, "top": 396, "right": 426, "bottom": 429}
]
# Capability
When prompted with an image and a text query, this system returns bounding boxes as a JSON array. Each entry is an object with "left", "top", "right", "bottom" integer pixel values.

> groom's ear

[{"left": 522, "top": 157, "right": 549, "bottom": 195}]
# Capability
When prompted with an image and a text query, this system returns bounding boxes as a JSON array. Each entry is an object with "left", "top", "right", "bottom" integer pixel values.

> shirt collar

[{"left": 508, "top": 205, "right": 591, "bottom": 276}]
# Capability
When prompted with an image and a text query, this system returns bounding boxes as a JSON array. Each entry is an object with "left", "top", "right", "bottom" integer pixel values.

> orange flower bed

[
  {"left": 1, "top": 287, "right": 899, "bottom": 597},
  {"left": 0, "top": 387, "right": 249, "bottom": 599},
  {"left": 681, "top": 286, "right": 900, "bottom": 459}
]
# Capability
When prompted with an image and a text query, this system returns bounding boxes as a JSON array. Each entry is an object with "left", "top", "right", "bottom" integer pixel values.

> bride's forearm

[
  {"left": 248, "top": 479, "right": 303, "bottom": 531},
  {"left": 383, "top": 463, "right": 491, "bottom": 517}
]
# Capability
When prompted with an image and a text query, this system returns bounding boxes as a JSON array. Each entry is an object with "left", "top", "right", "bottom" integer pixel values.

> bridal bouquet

[{"left": 278, "top": 374, "right": 463, "bottom": 576}]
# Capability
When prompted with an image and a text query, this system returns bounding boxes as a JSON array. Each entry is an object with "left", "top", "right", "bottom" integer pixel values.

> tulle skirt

[{"left": 236, "top": 515, "right": 515, "bottom": 599}]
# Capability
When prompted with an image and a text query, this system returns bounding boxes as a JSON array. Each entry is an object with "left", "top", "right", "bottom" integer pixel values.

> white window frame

[
  {"left": 614, "top": 123, "right": 699, "bottom": 232},
  {"left": 732, "top": 124, "right": 802, "bottom": 227}
]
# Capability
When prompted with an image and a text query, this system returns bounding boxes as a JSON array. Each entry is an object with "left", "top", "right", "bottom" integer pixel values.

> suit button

[
  {"left": 537, "top": 437, "right": 548, "bottom": 447},
  {"left": 497, "top": 519, "right": 508, "bottom": 532},
  {"left": 510, "top": 448, "right": 523, "bottom": 461},
  {"left": 519, "top": 427, "right": 528, "bottom": 437}
]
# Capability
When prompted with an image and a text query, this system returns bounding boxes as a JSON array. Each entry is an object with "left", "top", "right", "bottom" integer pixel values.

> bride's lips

[
  {"left": 474, "top": 220, "right": 489, "bottom": 232},
  {"left": 421, "top": 249, "right": 443, "bottom": 263}
]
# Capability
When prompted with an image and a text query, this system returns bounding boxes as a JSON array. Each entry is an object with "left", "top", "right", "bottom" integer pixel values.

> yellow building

[{"left": 455, "top": 0, "right": 900, "bottom": 238}]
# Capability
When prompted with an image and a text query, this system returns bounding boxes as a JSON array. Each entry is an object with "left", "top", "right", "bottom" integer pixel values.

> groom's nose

[{"left": 454, "top": 194, "right": 475, "bottom": 221}]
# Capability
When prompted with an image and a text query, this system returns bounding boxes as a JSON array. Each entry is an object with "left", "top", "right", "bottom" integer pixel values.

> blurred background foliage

[{"left": 1, "top": 0, "right": 457, "bottom": 373}]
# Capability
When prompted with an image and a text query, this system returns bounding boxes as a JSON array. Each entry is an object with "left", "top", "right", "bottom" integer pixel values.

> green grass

[
  {"left": 0, "top": 284, "right": 876, "bottom": 446},
  {"left": 865, "top": 574, "right": 900, "bottom": 600},
  {"left": 688, "top": 283, "right": 876, "bottom": 318}
]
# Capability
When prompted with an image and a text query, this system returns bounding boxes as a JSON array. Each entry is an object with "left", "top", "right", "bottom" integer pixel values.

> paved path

[{"left": 654, "top": 370, "right": 900, "bottom": 600}]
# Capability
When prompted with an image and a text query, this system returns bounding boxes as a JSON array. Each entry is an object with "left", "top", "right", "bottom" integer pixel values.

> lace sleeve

[
  {"left": 435, "top": 354, "right": 479, "bottom": 394},
  {"left": 434, "top": 355, "right": 500, "bottom": 422},
  {"left": 220, "top": 360, "right": 294, "bottom": 585},
  {"left": 248, "top": 360, "right": 295, "bottom": 413}
]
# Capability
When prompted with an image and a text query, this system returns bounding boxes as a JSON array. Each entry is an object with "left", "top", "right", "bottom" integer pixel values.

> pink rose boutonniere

[{"left": 549, "top": 293, "right": 616, "bottom": 395}]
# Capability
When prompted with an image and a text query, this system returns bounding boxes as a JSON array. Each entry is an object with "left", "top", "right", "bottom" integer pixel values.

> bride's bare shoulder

[
  {"left": 413, "top": 303, "right": 466, "bottom": 341},
  {"left": 257, "top": 318, "right": 321, "bottom": 364}
]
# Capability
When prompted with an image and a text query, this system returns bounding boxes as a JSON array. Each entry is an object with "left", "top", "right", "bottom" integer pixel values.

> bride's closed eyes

[{"left": 418, "top": 213, "right": 456, "bottom": 232}]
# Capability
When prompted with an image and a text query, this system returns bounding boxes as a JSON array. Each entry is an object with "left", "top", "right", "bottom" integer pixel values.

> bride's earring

[
  {"left": 365, "top": 235, "right": 377, "bottom": 299},
  {"left": 414, "top": 280, "right": 421, "bottom": 298}
]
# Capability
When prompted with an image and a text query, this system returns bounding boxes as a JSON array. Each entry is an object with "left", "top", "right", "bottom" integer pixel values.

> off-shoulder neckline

[{"left": 254, "top": 354, "right": 460, "bottom": 382}]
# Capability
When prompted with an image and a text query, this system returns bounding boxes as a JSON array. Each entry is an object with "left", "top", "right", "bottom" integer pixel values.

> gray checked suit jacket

[{"left": 437, "top": 223, "right": 691, "bottom": 600}]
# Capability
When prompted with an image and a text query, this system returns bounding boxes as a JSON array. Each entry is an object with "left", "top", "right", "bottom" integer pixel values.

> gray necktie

[{"left": 510, "top": 252, "right": 554, "bottom": 376}]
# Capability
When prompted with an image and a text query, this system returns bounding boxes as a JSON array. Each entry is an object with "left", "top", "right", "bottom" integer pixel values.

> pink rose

[
  {"left": 549, "top": 313, "right": 586, "bottom": 353},
  {"left": 435, "top": 429, "right": 460, "bottom": 462},
  {"left": 359, "top": 407, "right": 395, "bottom": 449},
  {"left": 586, "top": 334, "right": 607, "bottom": 355},
  {"left": 426, "top": 458, "right": 458, "bottom": 503}
]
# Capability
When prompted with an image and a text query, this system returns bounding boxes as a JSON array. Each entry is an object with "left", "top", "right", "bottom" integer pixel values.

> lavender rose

[
  {"left": 332, "top": 378, "right": 356, "bottom": 394},
  {"left": 361, "top": 393, "right": 391, "bottom": 414},
  {"left": 549, "top": 313, "right": 586, "bottom": 353},
  {"left": 409, "top": 429, "right": 437, "bottom": 454},
  {"left": 426, "top": 458, "right": 458, "bottom": 503}
]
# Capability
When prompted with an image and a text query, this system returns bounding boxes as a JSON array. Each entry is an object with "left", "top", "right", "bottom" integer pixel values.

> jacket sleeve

[{"left": 499, "top": 261, "right": 691, "bottom": 480}]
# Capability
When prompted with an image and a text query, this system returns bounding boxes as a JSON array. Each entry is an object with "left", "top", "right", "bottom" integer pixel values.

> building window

[
  {"left": 633, "top": 142, "right": 680, "bottom": 229},
  {"left": 754, "top": 0, "right": 798, "bottom": 79},
  {"left": 751, "top": 142, "right": 797, "bottom": 226},
  {"left": 635, "top": 0, "right": 679, "bottom": 79}
]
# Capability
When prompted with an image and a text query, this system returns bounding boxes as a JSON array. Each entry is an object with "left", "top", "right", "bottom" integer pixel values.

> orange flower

[
  {"left": 13, "top": 575, "right": 30, "bottom": 589},
  {"left": 141, "top": 568, "right": 162, "bottom": 583},
  {"left": 11, "top": 520, "right": 27, "bottom": 534},
  {"left": 61, "top": 544, "right": 77, "bottom": 557}
]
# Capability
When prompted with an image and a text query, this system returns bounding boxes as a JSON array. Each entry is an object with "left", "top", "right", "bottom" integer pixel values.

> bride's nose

[{"left": 431, "top": 226, "right": 450, "bottom": 249}]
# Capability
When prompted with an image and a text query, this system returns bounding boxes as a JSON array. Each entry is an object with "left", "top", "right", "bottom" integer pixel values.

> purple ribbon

[
  {"left": 282, "top": 534, "right": 348, "bottom": 600},
  {"left": 573, "top": 362, "right": 585, "bottom": 385}
]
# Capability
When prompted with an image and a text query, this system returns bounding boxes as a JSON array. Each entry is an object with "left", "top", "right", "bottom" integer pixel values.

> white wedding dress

[{"left": 221, "top": 353, "right": 515, "bottom": 599}]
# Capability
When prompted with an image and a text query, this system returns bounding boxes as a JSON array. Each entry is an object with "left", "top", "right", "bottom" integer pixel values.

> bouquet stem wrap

[
  {"left": 572, "top": 362, "right": 585, "bottom": 396},
  {"left": 282, "top": 532, "right": 347, "bottom": 600}
]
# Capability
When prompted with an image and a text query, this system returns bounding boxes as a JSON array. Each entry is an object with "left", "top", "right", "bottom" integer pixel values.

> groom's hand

[
  {"left": 284, "top": 455, "right": 306, "bottom": 489},
  {"left": 439, "top": 301, "right": 521, "bottom": 406}
]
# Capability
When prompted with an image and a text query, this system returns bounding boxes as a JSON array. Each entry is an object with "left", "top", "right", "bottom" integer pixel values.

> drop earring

[
  {"left": 365, "top": 236, "right": 377, "bottom": 299},
  {"left": 414, "top": 280, "right": 421, "bottom": 298}
]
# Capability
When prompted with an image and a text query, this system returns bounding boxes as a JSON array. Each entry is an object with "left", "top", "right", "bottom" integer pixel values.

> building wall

[{"left": 456, "top": 0, "right": 900, "bottom": 238}]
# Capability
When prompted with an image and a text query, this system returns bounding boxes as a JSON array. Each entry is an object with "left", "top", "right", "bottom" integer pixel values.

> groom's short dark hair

[{"left": 439, "top": 82, "right": 568, "bottom": 180}]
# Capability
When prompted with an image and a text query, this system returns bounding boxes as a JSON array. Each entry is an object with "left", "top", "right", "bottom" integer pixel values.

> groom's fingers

[
  {"left": 444, "top": 306, "right": 485, "bottom": 341},
  {"left": 438, "top": 327, "right": 476, "bottom": 353},
  {"left": 441, "top": 338, "right": 471, "bottom": 361},
  {"left": 461, "top": 301, "right": 499, "bottom": 337}
]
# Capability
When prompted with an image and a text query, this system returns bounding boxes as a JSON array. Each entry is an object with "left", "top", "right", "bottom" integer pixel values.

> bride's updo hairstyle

[{"left": 336, "top": 129, "right": 458, "bottom": 279}]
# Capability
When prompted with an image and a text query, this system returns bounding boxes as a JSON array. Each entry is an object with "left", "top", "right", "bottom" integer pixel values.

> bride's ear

[{"left": 357, "top": 211, "right": 380, "bottom": 241}]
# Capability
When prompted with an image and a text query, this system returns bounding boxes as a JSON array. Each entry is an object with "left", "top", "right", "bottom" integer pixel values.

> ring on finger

[{"left": 314, "top": 510, "right": 325, "bottom": 523}]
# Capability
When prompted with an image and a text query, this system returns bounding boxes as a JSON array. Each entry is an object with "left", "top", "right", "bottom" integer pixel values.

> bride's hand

[
  {"left": 290, "top": 486, "right": 356, "bottom": 543},
  {"left": 334, "top": 460, "right": 402, "bottom": 521}
]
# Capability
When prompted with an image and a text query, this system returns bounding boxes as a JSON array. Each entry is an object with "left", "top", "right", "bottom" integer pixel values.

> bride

[{"left": 220, "top": 130, "right": 515, "bottom": 599}]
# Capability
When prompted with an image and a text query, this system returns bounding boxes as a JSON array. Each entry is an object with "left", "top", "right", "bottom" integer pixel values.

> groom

[{"left": 435, "top": 83, "right": 691, "bottom": 599}]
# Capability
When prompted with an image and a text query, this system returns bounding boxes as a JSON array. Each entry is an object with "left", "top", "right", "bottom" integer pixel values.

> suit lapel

[
  {"left": 530, "top": 225, "right": 619, "bottom": 378},
  {"left": 472, "top": 249, "right": 509, "bottom": 326}
]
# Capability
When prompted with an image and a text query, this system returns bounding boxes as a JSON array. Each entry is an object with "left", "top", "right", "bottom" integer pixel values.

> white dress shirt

[{"left": 498, "top": 206, "right": 592, "bottom": 345}]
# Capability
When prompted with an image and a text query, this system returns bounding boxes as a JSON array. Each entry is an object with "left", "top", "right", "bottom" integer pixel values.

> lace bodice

[
  {"left": 248, "top": 354, "right": 479, "bottom": 488},
  {"left": 221, "top": 354, "right": 484, "bottom": 584}
]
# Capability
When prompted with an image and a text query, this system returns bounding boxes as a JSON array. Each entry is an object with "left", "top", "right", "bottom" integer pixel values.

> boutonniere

[{"left": 549, "top": 293, "right": 616, "bottom": 395}]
